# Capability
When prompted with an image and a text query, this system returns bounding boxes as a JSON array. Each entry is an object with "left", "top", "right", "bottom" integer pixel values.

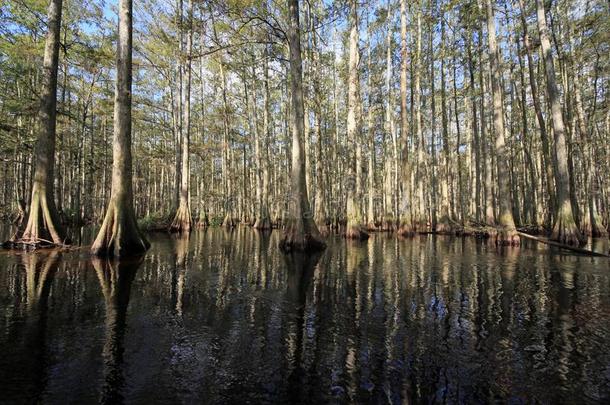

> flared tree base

[
  {"left": 169, "top": 203, "right": 192, "bottom": 233},
  {"left": 314, "top": 217, "right": 330, "bottom": 237},
  {"left": 7, "top": 191, "right": 69, "bottom": 248},
  {"left": 222, "top": 214, "right": 236, "bottom": 228},
  {"left": 551, "top": 209, "right": 584, "bottom": 246},
  {"left": 196, "top": 213, "right": 209, "bottom": 228},
  {"left": 91, "top": 201, "right": 150, "bottom": 258},
  {"left": 253, "top": 216, "right": 272, "bottom": 230},
  {"left": 380, "top": 217, "right": 395, "bottom": 232},
  {"left": 279, "top": 219, "right": 326, "bottom": 253},
  {"left": 435, "top": 216, "right": 456, "bottom": 235},
  {"left": 397, "top": 219, "right": 415, "bottom": 237},
  {"left": 493, "top": 227, "right": 521, "bottom": 246},
  {"left": 366, "top": 222, "right": 378, "bottom": 232},
  {"left": 345, "top": 223, "right": 369, "bottom": 240},
  {"left": 581, "top": 212, "right": 608, "bottom": 238}
]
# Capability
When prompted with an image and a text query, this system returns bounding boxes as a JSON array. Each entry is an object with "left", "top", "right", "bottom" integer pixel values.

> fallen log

[{"left": 517, "top": 232, "right": 610, "bottom": 258}]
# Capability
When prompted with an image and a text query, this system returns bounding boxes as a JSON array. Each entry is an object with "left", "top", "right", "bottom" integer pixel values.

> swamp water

[{"left": 0, "top": 228, "right": 609, "bottom": 403}]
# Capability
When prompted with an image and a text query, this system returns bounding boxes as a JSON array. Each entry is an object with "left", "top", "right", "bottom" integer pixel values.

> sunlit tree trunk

[
  {"left": 345, "top": 0, "right": 368, "bottom": 240},
  {"left": 170, "top": 0, "right": 193, "bottom": 233},
  {"left": 397, "top": 0, "right": 413, "bottom": 237},
  {"left": 437, "top": 10, "right": 452, "bottom": 233},
  {"left": 517, "top": 0, "right": 554, "bottom": 229},
  {"left": 535, "top": 0, "right": 582, "bottom": 245},
  {"left": 12, "top": 0, "right": 67, "bottom": 246},
  {"left": 91, "top": 0, "right": 149, "bottom": 257},
  {"left": 254, "top": 43, "right": 272, "bottom": 230},
  {"left": 485, "top": 0, "right": 519, "bottom": 245}
]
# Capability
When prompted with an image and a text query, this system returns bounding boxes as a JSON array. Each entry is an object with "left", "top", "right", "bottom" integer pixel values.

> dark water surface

[{"left": 1, "top": 228, "right": 609, "bottom": 404}]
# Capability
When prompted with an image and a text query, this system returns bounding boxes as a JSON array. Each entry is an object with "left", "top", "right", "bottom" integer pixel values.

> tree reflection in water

[
  {"left": 92, "top": 256, "right": 141, "bottom": 404},
  {"left": 0, "top": 230, "right": 609, "bottom": 403},
  {"left": 0, "top": 251, "right": 59, "bottom": 403}
]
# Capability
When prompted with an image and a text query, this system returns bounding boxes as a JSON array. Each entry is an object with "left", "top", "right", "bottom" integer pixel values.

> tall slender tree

[
  {"left": 10, "top": 0, "right": 67, "bottom": 247},
  {"left": 279, "top": 0, "right": 326, "bottom": 252},
  {"left": 91, "top": 0, "right": 149, "bottom": 257},
  {"left": 535, "top": 0, "right": 583, "bottom": 245},
  {"left": 345, "top": 0, "right": 368, "bottom": 240},
  {"left": 485, "top": 0, "right": 520, "bottom": 245},
  {"left": 397, "top": 0, "right": 414, "bottom": 236},
  {"left": 170, "top": 0, "right": 193, "bottom": 233}
]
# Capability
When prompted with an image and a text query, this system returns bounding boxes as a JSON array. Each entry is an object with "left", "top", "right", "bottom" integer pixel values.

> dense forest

[{"left": 0, "top": 0, "right": 608, "bottom": 256}]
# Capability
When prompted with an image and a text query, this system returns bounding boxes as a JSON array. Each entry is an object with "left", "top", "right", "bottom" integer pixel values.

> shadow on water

[{"left": 0, "top": 228, "right": 609, "bottom": 403}]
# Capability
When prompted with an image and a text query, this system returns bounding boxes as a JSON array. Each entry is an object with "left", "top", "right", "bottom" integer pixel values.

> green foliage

[{"left": 138, "top": 211, "right": 172, "bottom": 231}]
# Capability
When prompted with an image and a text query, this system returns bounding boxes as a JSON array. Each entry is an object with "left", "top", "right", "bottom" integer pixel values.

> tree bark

[
  {"left": 91, "top": 0, "right": 149, "bottom": 257},
  {"left": 345, "top": 0, "right": 368, "bottom": 240},
  {"left": 397, "top": 0, "right": 414, "bottom": 236},
  {"left": 11, "top": 0, "right": 67, "bottom": 247},
  {"left": 170, "top": 0, "right": 193, "bottom": 233},
  {"left": 279, "top": 0, "right": 325, "bottom": 252},
  {"left": 485, "top": 0, "right": 520, "bottom": 245},
  {"left": 535, "top": 0, "right": 583, "bottom": 245}
]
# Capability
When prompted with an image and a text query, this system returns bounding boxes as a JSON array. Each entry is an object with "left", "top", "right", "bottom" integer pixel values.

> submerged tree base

[
  {"left": 345, "top": 222, "right": 369, "bottom": 240},
  {"left": 279, "top": 219, "right": 326, "bottom": 253},
  {"left": 380, "top": 217, "right": 395, "bottom": 232},
  {"left": 222, "top": 214, "right": 236, "bottom": 228},
  {"left": 435, "top": 216, "right": 457, "bottom": 235},
  {"left": 315, "top": 218, "right": 330, "bottom": 237},
  {"left": 253, "top": 216, "right": 272, "bottom": 230},
  {"left": 2, "top": 238, "right": 64, "bottom": 250},
  {"left": 581, "top": 211, "right": 608, "bottom": 238},
  {"left": 397, "top": 219, "right": 415, "bottom": 237},
  {"left": 91, "top": 202, "right": 150, "bottom": 257},
  {"left": 551, "top": 206, "right": 584, "bottom": 246},
  {"left": 7, "top": 192, "right": 70, "bottom": 249},
  {"left": 492, "top": 226, "right": 521, "bottom": 246},
  {"left": 196, "top": 212, "right": 209, "bottom": 228}
]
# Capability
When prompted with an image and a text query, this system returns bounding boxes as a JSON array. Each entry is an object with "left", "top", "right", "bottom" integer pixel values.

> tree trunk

[
  {"left": 279, "top": 0, "right": 325, "bottom": 252},
  {"left": 397, "top": 0, "right": 414, "bottom": 237},
  {"left": 517, "top": 0, "right": 554, "bottom": 228},
  {"left": 535, "top": 0, "right": 582, "bottom": 245},
  {"left": 170, "top": 0, "right": 193, "bottom": 233},
  {"left": 10, "top": 0, "right": 67, "bottom": 247},
  {"left": 485, "top": 0, "right": 520, "bottom": 245},
  {"left": 345, "top": 0, "right": 368, "bottom": 240},
  {"left": 253, "top": 44, "right": 272, "bottom": 230},
  {"left": 91, "top": 0, "right": 149, "bottom": 257}
]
